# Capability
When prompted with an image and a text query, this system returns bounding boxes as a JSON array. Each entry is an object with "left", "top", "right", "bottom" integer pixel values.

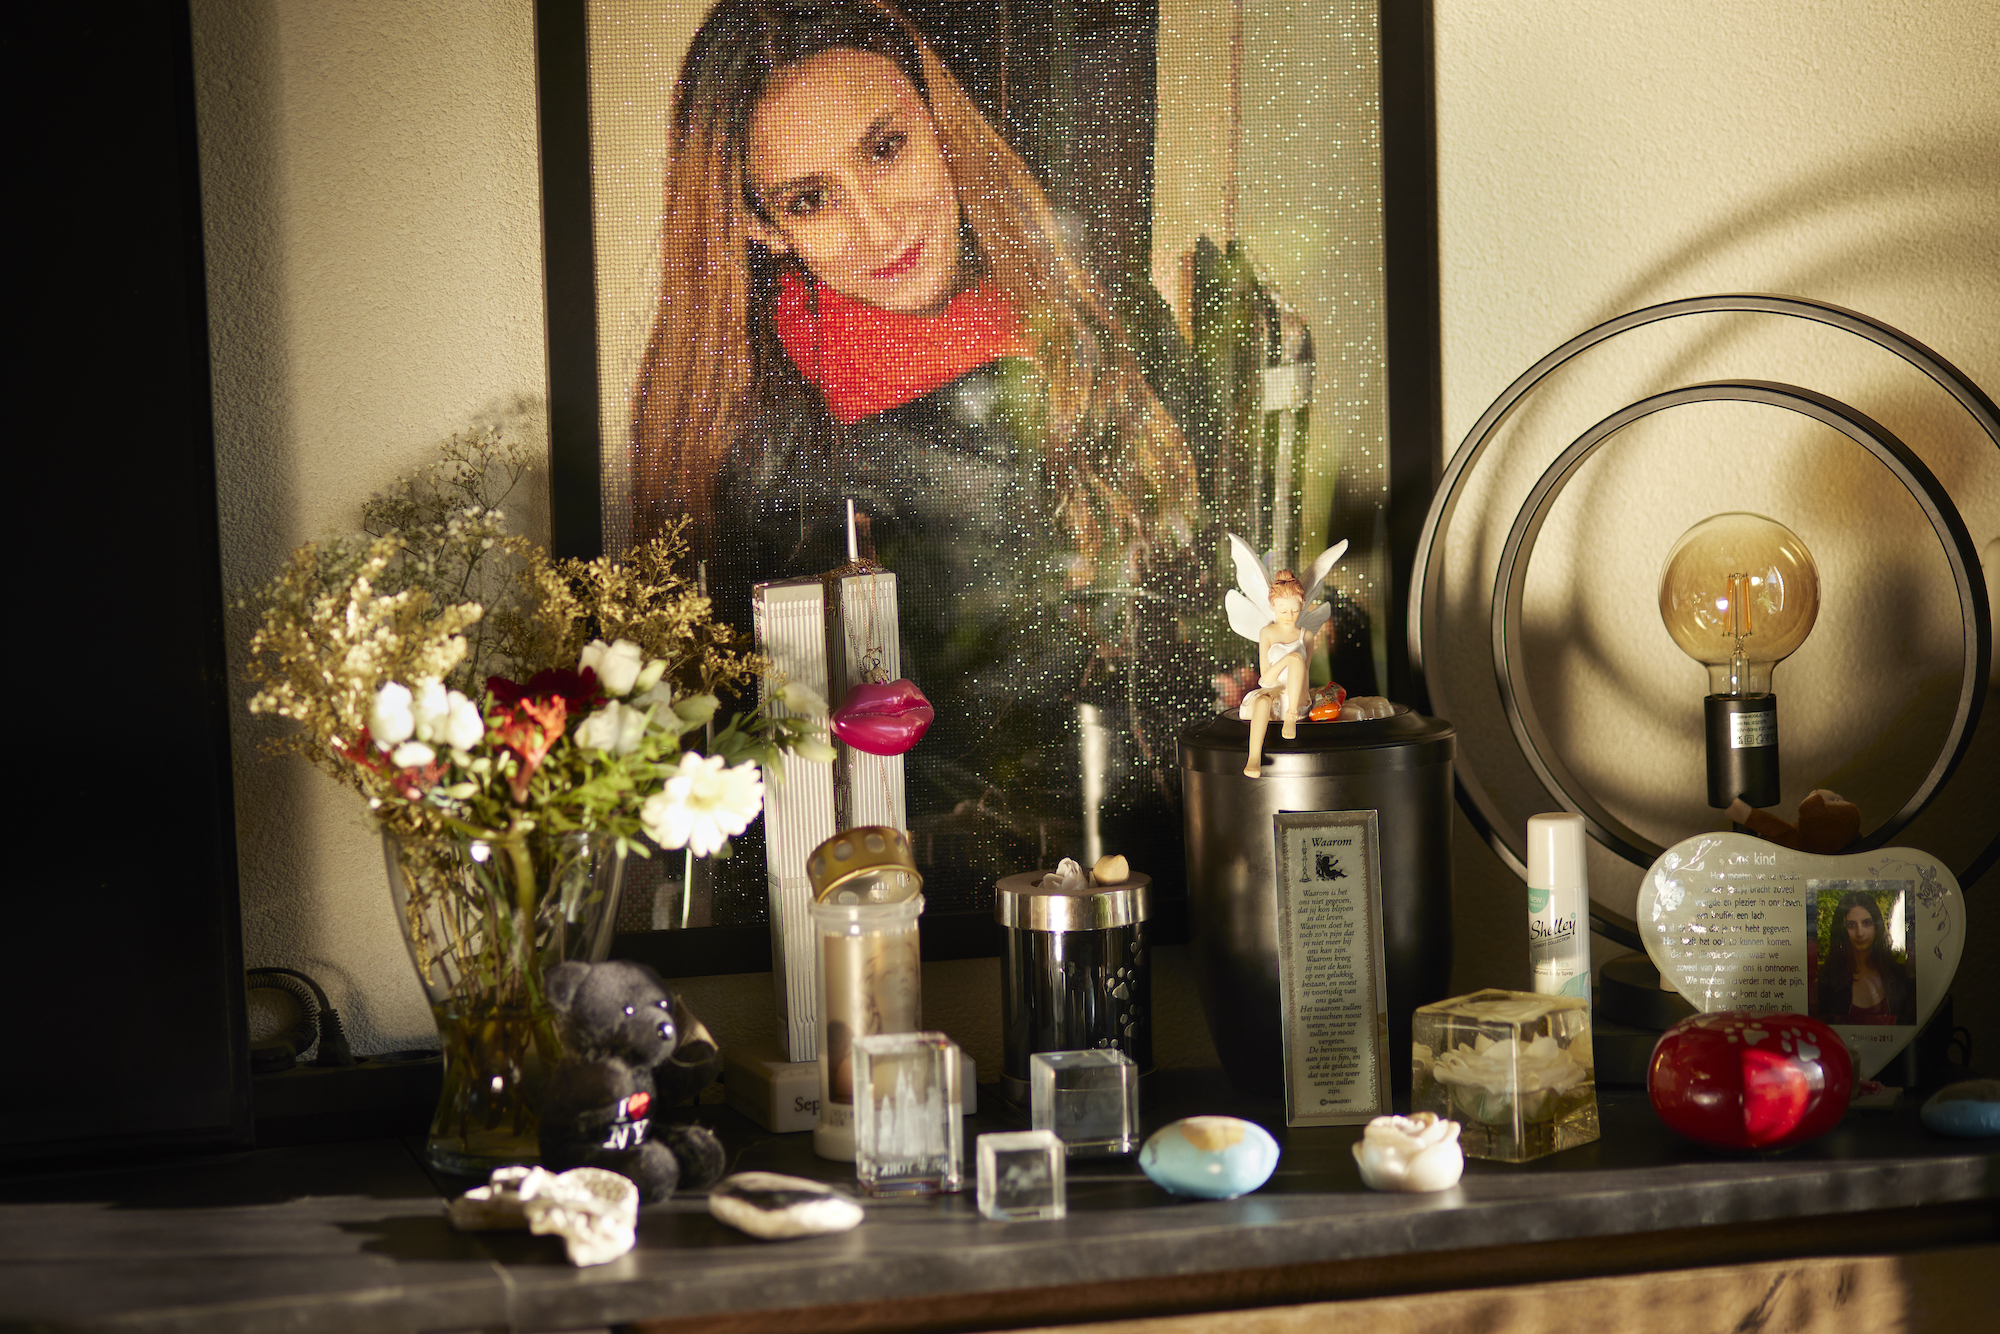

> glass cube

[
  {"left": 1412, "top": 989, "right": 1597, "bottom": 1163},
  {"left": 976, "top": 1130, "right": 1066, "bottom": 1221},
  {"left": 852, "top": 1031, "right": 963, "bottom": 1195},
  {"left": 1031, "top": 1049, "right": 1139, "bottom": 1156}
]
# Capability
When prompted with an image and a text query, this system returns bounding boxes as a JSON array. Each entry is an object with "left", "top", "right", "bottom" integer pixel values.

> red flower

[
  {"left": 487, "top": 668, "right": 602, "bottom": 715},
  {"left": 492, "top": 696, "right": 568, "bottom": 804},
  {"left": 389, "top": 753, "right": 451, "bottom": 803},
  {"left": 336, "top": 728, "right": 386, "bottom": 775}
]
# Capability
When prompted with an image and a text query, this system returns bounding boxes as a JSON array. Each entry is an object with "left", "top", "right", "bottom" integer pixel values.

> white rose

[
  {"left": 390, "top": 741, "right": 436, "bottom": 769},
  {"left": 1431, "top": 1032, "right": 1589, "bottom": 1124},
  {"left": 369, "top": 682, "right": 416, "bottom": 745},
  {"left": 1352, "top": 1113, "right": 1463, "bottom": 1193},
  {"left": 442, "top": 692, "right": 485, "bottom": 751},
  {"left": 631, "top": 659, "right": 668, "bottom": 695},
  {"left": 631, "top": 681, "right": 675, "bottom": 712},
  {"left": 576, "top": 701, "right": 647, "bottom": 757},
  {"left": 640, "top": 753, "right": 763, "bottom": 857},
  {"left": 410, "top": 678, "right": 451, "bottom": 742},
  {"left": 579, "top": 638, "right": 646, "bottom": 696}
]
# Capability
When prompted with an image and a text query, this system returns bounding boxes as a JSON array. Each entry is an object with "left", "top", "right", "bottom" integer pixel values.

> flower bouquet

[{"left": 242, "top": 428, "right": 829, "bottom": 1172}]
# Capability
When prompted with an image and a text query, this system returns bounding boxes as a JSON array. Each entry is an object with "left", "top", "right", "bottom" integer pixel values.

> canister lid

[
  {"left": 808, "top": 826, "right": 923, "bottom": 904},
  {"left": 994, "top": 871, "right": 1152, "bottom": 931}
]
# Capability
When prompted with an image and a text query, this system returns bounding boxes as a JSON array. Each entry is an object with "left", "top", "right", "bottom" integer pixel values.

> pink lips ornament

[{"left": 830, "top": 679, "right": 934, "bottom": 756}]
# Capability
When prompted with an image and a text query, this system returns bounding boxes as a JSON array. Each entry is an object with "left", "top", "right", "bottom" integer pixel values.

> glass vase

[{"left": 382, "top": 828, "right": 625, "bottom": 1176}]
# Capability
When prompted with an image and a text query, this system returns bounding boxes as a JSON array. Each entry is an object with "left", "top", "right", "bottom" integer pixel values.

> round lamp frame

[{"left": 1410, "top": 295, "right": 1996, "bottom": 944}]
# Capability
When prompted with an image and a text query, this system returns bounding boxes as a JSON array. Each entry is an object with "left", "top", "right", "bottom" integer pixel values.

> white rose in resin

[
  {"left": 1431, "top": 1032, "right": 1588, "bottom": 1123},
  {"left": 1353, "top": 1112, "right": 1463, "bottom": 1193}
]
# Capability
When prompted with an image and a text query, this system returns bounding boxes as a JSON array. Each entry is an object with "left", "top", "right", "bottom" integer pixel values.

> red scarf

[{"left": 772, "top": 269, "right": 1027, "bottom": 424}]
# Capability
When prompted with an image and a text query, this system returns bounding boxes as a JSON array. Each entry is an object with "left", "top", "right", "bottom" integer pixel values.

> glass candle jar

[{"left": 810, "top": 893, "right": 923, "bottom": 1161}]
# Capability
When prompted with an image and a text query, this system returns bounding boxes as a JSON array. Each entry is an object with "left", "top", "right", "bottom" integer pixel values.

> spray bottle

[{"left": 1526, "top": 812, "right": 1591, "bottom": 1005}]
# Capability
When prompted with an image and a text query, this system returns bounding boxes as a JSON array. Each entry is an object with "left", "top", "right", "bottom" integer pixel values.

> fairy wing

[
  {"left": 1301, "top": 539, "right": 1349, "bottom": 598},
  {"left": 1227, "top": 532, "right": 1270, "bottom": 604},
  {"left": 1226, "top": 588, "right": 1271, "bottom": 642},
  {"left": 1299, "top": 601, "right": 1333, "bottom": 634}
]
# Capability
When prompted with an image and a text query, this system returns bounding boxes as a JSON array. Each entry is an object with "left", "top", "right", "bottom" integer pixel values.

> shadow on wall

[{"left": 1433, "top": 127, "right": 1998, "bottom": 1006}]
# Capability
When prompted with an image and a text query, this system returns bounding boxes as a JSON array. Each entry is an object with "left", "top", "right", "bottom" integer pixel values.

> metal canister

[
  {"left": 1179, "top": 709, "right": 1455, "bottom": 1099},
  {"left": 994, "top": 870, "right": 1153, "bottom": 1107}
]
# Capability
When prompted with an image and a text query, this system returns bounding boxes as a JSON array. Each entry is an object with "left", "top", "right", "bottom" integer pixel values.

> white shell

[
  {"left": 1039, "top": 858, "right": 1087, "bottom": 893},
  {"left": 709, "top": 1172, "right": 866, "bottom": 1240},
  {"left": 1352, "top": 1112, "right": 1464, "bottom": 1193},
  {"left": 449, "top": 1165, "right": 639, "bottom": 1267}
]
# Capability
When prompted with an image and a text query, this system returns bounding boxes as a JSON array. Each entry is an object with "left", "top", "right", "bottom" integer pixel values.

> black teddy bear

[{"left": 538, "top": 959, "right": 727, "bottom": 1204}]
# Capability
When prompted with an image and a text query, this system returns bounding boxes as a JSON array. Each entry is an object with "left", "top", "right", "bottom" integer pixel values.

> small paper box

[
  {"left": 977, "top": 1130, "right": 1066, "bottom": 1222},
  {"left": 852, "top": 1032, "right": 963, "bottom": 1196},
  {"left": 1031, "top": 1049, "right": 1140, "bottom": 1156},
  {"left": 755, "top": 566, "right": 907, "bottom": 1061},
  {"left": 1412, "top": 989, "right": 1597, "bottom": 1163}
]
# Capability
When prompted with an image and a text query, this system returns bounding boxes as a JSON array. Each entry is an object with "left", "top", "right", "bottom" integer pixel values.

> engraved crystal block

[
  {"left": 976, "top": 1129, "right": 1066, "bottom": 1222},
  {"left": 852, "top": 1031, "right": 963, "bottom": 1195},
  {"left": 1412, "top": 989, "right": 1597, "bottom": 1163},
  {"left": 1031, "top": 1049, "right": 1139, "bottom": 1156}
]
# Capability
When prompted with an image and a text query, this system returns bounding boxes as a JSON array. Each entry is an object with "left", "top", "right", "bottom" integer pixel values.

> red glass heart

[
  {"left": 830, "top": 679, "right": 935, "bottom": 756},
  {"left": 1648, "top": 1011, "right": 1852, "bottom": 1150}
]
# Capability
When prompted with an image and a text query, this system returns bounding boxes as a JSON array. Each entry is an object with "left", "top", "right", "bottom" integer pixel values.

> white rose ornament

[{"left": 1352, "top": 1112, "right": 1464, "bottom": 1193}]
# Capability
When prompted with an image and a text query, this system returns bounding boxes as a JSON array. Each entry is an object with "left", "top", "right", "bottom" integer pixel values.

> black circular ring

[
  {"left": 1493, "top": 380, "right": 1989, "bottom": 869},
  {"left": 1409, "top": 294, "right": 1998, "bottom": 906}
]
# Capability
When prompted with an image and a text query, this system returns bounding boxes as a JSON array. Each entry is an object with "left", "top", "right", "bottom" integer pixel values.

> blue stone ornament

[
  {"left": 1139, "top": 1116, "right": 1279, "bottom": 1200},
  {"left": 1921, "top": 1080, "right": 2000, "bottom": 1138}
]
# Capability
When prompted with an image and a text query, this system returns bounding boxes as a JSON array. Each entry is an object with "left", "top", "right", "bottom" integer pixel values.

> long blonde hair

[{"left": 630, "top": 0, "right": 1193, "bottom": 576}]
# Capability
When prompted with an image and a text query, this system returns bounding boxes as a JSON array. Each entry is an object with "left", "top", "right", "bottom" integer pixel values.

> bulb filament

[{"left": 1724, "top": 571, "right": 1755, "bottom": 694}]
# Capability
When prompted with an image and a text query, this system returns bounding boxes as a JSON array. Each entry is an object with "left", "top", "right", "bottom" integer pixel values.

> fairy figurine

[{"left": 1226, "top": 534, "right": 1348, "bottom": 777}]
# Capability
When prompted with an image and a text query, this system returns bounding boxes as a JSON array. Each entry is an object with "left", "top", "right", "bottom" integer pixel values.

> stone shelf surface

[{"left": 3, "top": 1076, "right": 1994, "bottom": 1333}]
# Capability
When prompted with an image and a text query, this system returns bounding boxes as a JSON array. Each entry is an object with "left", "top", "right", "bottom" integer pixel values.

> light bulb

[{"left": 1658, "top": 513, "right": 1820, "bottom": 809}]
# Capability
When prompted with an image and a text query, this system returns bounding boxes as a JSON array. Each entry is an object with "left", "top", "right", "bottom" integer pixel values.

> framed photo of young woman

[{"left": 535, "top": 0, "right": 1439, "bottom": 971}]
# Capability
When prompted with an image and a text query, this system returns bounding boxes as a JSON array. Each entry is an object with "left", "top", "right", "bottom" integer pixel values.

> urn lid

[
  {"left": 1179, "top": 708, "right": 1455, "bottom": 775},
  {"left": 994, "top": 870, "right": 1151, "bottom": 932}
]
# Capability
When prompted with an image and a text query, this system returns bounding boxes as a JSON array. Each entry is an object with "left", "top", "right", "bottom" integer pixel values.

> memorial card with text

[
  {"left": 1638, "top": 833, "right": 1962, "bottom": 1079},
  {"left": 1272, "top": 811, "right": 1392, "bottom": 1127}
]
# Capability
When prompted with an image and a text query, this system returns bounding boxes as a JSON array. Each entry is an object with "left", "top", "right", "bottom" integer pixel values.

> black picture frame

[{"left": 532, "top": 0, "right": 1441, "bottom": 975}]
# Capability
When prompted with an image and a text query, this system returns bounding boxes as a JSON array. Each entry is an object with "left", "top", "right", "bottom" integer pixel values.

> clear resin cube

[
  {"left": 852, "top": 1031, "right": 963, "bottom": 1195},
  {"left": 976, "top": 1130, "right": 1066, "bottom": 1221},
  {"left": 1031, "top": 1049, "right": 1139, "bottom": 1156},
  {"left": 1412, "top": 989, "right": 1597, "bottom": 1163}
]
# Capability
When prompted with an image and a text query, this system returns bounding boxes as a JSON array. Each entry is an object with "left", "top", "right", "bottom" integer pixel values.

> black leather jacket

[{"left": 708, "top": 358, "right": 1213, "bottom": 914}]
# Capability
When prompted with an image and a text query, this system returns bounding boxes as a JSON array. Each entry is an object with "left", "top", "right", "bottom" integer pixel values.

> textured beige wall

[
  {"left": 194, "top": 0, "right": 550, "bottom": 1052},
  {"left": 1432, "top": 1, "right": 1999, "bottom": 1044}
]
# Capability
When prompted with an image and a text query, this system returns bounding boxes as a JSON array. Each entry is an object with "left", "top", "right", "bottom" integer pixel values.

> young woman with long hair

[
  {"left": 1817, "top": 890, "right": 1915, "bottom": 1025},
  {"left": 629, "top": 0, "right": 1207, "bottom": 901},
  {"left": 631, "top": 0, "right": 1192, "bottom": 562}
]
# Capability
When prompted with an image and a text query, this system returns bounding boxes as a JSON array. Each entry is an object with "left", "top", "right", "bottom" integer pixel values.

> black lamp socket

[{"left": 1705, "top": 693, "right": 1779, "bottom": 809}]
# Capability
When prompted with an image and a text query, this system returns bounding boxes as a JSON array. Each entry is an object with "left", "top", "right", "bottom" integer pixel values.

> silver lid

[{"left": 993, "top": 870, "right": 1152, "bottom": 931}]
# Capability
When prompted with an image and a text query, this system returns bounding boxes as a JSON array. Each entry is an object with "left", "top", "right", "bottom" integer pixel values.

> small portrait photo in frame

[{"left": 1807, "top": 880, "right": 1918, "bottom": 1027}]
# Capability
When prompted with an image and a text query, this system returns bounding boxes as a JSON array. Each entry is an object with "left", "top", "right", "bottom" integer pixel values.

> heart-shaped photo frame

[{"left": 1637, "top": 833, "right": 1963, "bottom": 1079}]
